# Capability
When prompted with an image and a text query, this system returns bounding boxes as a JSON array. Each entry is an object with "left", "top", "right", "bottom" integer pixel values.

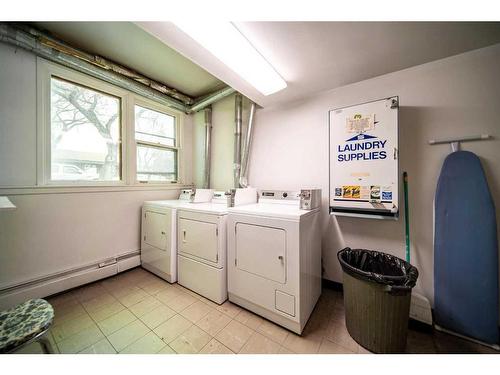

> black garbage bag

[{"left": 337, "top": 247, "right": 418, "bottom": 290}]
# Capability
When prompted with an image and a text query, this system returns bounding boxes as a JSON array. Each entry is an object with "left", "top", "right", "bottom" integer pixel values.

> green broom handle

[{"left": 403, "top": 171, "right": 410, "bottom": 263}]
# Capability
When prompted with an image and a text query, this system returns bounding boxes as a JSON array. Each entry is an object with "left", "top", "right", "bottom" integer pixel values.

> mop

[{"left": 404, "top": 171, "right": 433, "bottom": 325}]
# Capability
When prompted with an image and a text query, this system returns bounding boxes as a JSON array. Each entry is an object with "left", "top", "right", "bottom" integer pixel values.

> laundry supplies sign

[
  {"left": 337, "top": 136, "right": 388, "bottom": 162},
  {"left": 329, "top": 97, "right": 399, "bottom": 219}
]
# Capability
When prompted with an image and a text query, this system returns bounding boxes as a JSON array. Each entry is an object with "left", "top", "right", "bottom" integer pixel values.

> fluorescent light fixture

[{"left": 174, "top": 22, "right": 287, "bottom": 96}]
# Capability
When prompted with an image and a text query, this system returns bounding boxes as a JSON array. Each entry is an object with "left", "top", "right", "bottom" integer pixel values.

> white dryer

[
  {"left": 176, "top": 192, "right": 229, "bottom": 304},
  {"left": 227, "top": 190, "right": 322, "bottom": 334},
  {"left": 140, "top": 190, "right": 192, "bottom": 282}
]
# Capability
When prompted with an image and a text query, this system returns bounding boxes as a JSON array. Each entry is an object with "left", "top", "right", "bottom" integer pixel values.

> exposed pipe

[
  {"left": 189, "top": 87, "right": 236, "bottom": 113},
  {"left": 239, "top": 101, "right": 257, "bottom": 188},
  {"left": 0, "top": 24, "right": 187, "bottom": 112},
  {"left": 0, "top": 24, "right": 189, "bottom": 112},
  {"left": 203, "top": 106, "right": 213, "bottom": 189},
  {"left": 234, "top": 93, "right": 243, "bottom": 188},
  {"left": 12, "top": 23, "right": 194, "bottom": 105},
  {"left": 0, "top": 23, "right": 236, "bottom": 114}
]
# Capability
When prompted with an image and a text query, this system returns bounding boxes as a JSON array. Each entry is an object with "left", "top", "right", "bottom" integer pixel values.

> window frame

[
  {"left": 36, "top": 58, "right": 185, "bottom": 189},
  {"left": 132, "top": 96, "right": 182, "bottom": 184}
]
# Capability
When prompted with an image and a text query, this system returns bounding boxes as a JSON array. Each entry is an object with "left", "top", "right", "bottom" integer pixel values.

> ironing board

[{"left": 434, "top": 150, "right": 499, "bottom": 345}]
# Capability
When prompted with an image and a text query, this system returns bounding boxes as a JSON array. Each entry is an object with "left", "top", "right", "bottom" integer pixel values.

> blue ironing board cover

[{"left": 434, "top": 150, "right": 499, "bottom": 344}]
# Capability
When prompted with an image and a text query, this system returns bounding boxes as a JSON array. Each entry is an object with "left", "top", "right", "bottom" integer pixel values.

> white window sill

[{"left": 0, "top": 183, "right": 194, "bottom": 196}]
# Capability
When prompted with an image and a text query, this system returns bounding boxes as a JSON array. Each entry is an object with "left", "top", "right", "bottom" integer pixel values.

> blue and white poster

[{"left": 329, "top": 97, "right": 399, "bottom": 218}]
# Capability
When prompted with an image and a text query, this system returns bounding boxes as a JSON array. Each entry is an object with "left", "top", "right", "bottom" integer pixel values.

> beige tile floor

[{"left": 15, "top": 267, "right": 498, "bottom": 354}]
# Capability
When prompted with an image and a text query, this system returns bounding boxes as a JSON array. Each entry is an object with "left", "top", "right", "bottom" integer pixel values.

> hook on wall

[{"left": 428, "top": 134, "right": 492, "bottom": 153}]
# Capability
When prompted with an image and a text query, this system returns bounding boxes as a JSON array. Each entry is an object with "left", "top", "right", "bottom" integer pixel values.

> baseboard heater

[{"left": 0, "top": 251, "right": 140, "bottom": 310}]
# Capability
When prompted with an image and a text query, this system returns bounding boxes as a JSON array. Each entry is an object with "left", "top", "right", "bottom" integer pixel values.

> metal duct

[
  {"left": 0, "top": 23, "right": 237, "bottom": 113},
  {"left": 203, "top": 107, "right": 213, "bottom": 189},
  {"left": 189, "top": 87, "right": 236, "bottom": 113},
  {"left": 234, "top": 94, "right": 243, "bottom": 188},
  {"left": 0, "top": 23, "right": 192, "bottom": 112},
  {"left": 239, "top": 101, "right": 257, "bottom": 188},
  {"left": 13, "top": 23, "right": 194, "bottom": 105}
]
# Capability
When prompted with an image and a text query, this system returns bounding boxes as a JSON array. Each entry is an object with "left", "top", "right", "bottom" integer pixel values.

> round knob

[{"left": 282, "top": 192, "right": 288, "bottom": 198}]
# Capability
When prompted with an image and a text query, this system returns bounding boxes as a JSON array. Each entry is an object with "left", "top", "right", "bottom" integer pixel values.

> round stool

[{"left": 0, "top": 299, "right": 55, "bottom": 354}]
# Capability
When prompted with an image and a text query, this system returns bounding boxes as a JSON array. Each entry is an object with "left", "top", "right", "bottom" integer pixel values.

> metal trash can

[{"left": 337, "top": 247, "right": 419, "bottom": 353}]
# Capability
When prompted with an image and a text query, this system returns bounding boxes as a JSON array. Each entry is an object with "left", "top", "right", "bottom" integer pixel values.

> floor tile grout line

[
  {"left": 319, "top": 336, "right": 358, "bottom": 354},
  {"left": 107, "top": 317, "right": 153, "bottom": 353},
  {"left": 51, "top": 301, "right": 88, "bottom": 326},
  {"left": 44, "top": 269, "right": 491, "bottom": 355},
  {"left": 159, "top": 344, "right": 177, "bottom": 354},
  {"left": 169, "top": 323, "right": 216, "bottom": 354},
  {"left": 237, "top": 329, "right": 256, "bottom": 354},
  {"left": 78, "top": 280, "right": 159, "bottom": 353},
  {"left": 50, "top": 268, "right": 143, "bottom": 354},
  {"left": 213, "top": 317, "right": 257, "bottom": 352},
  {"left": 76, "top": 337, "right": 115, "bottom": 354},
  {"left": 194, "top": 319, "right": 218, "bottom": 339},
  {"left": 322, "top": 329, "right": 360, "bottom": 354},
  {"left": 155, "top": 318, "right": 195, "bottom": 351},
  {"left": 99, "top": 311, "right": 140, "bottom": 337},
  {"left": 56, "top": 270, "right": 328, "bottom": 354},
  {"left": 76, "top": 296, "right": 116, "bottom": 354},
  {"left": 51, "top": 272, "right": 307, "bottom": 354},
  {"left": 157, "top": 310, "right": 232, "bottom": 353},
  {"left": 117, "top": 326, "right": 161, "bottom": 354},
  {"left": 200, "top": 337, "right": 235, "bottom": 354},
  {"left": 178, "top": 301, "right": 214, "bottom": 325},
  {"left": 48, "top": 330, "right": 62, "bottom": 354},
  {"left": 136, "top": 277, "right": 240, "bottom": 321},
  {"left": 52, "top": 299, "right": 97, "bottom": 348}
]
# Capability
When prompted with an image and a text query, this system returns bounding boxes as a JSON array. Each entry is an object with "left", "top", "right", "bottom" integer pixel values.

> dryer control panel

[{"left": 259, "top": 190, "right": 300, "bottom": 202}]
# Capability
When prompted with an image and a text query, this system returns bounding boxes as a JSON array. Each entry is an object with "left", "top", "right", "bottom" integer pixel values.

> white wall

[
  {"left": 0, "top": 43, "right": 192, "bottom": 289},
  {"left": 0, "top": 44, "right": 37, "bottom": 186},
  {"left": 247, "top": 44, "right": 500, "bottom": 305},
  {"left": 0, "top": 189, "right": 179, "bottom": 288}
]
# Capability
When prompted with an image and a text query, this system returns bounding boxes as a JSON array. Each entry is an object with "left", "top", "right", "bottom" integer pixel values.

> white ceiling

[
  {"left": 34, "top": 22, "right": 225, "bottom": 98},
  {"left": 139, "top": 22, "right": 500, "bottom": 107}
]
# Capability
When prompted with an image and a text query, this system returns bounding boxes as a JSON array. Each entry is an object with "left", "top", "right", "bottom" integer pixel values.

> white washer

[
  {"left": 140, "top": 190, "right": 192, "bottom": 283},
  {"left": 227, "top": 190, "right": 322, "bottom": 334},
  {"left": 177, "top": 193, "right": 229, "bottom": 304}
]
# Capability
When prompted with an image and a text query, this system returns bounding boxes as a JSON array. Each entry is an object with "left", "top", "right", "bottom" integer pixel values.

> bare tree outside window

[
  {"left": 49, "top": 76, "right": 179, "bottom": 184},
  {"left": 135, "top": 105, "right": 177, "bottom": 182},
  {"left": 50, "top": 77, "right": 121, "bottom": 181}
]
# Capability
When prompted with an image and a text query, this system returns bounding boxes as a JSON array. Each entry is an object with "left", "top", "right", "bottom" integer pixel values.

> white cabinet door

[
  {"left": 178, "top": 218, "right": 218, "bottom": 263},
  {"left": 235, "top": 223, "right": 286, "bottom": 283},
  {"left": 144, "top": 210, "right": 168, "bottom": 250}
]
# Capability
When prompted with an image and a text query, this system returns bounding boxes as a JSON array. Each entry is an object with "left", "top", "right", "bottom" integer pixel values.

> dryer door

[
  {"left": 178, "top": 218, "right": 218, "bottom": 263},
  {"left": 235, "top": 223, "right": 286, "bottom": 283}
]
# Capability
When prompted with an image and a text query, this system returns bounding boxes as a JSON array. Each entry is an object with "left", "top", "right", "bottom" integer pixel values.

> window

[
  {"left": 38, "top": 59, "right": 184, "bottom": 189},
  {"left": 135, "top": 105, "right": 178, "bottom": 182},
  {"left": 50, "top": 77, "right": 121, "bottom": 182}
]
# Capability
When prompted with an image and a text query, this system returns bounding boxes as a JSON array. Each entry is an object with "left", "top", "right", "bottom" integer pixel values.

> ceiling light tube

[{"left": 174, "top": 22, "right": 287, "bottom": 96}]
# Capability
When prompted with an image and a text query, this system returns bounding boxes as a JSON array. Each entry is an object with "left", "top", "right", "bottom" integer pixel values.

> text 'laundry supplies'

[{"left": 337, "top": 139, "right": 387, "bottom": 162}]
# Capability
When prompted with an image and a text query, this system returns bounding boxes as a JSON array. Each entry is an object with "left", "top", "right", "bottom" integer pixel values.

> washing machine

[
  {"left": 176, "top": 192, "right": 229, "bottom": 304},
  {"left": 140, "top": 190, "right": 193, "bottom": 282},
  {"left": 227, "top": 189, "right": 322, "bottom": 334}
]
